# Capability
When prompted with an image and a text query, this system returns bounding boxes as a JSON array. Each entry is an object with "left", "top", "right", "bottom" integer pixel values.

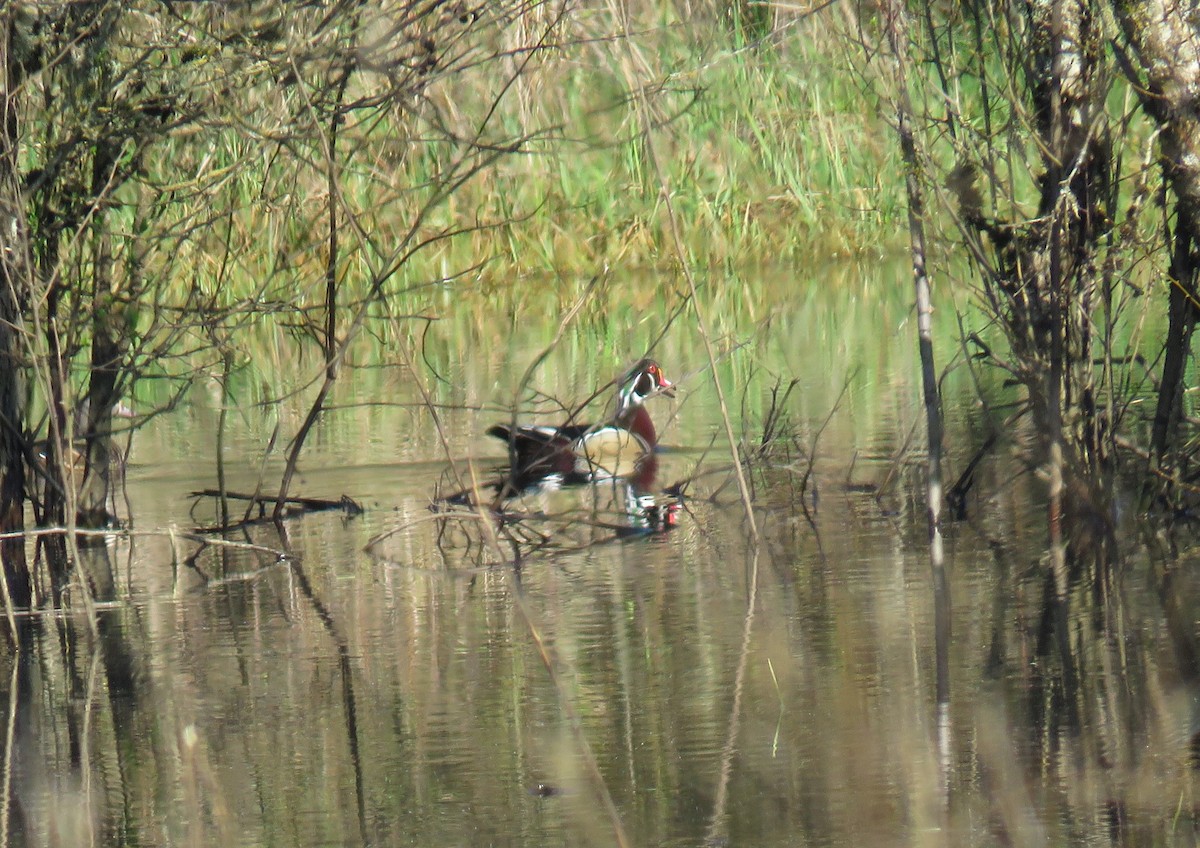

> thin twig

[{"left": 611, "top": 0, "right": 760, "bottom": 544}]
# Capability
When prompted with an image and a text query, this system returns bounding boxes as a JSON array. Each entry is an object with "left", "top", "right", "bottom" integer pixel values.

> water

[{"left": 5, "top": 267, "right": 1199, "bottom": 847}]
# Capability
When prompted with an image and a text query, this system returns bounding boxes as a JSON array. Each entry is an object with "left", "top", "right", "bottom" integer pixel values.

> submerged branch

[{"left": 191, "top": 489, "right": 363, "bottom": 532}]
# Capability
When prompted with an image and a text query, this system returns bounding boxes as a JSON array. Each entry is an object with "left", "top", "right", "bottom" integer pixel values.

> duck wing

[{"left": 487, "top": 423, "right": 591, "bottom": 446}]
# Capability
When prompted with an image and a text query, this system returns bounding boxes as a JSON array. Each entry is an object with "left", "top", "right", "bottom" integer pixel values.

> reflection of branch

[
  {"left": 0, "top": 531, "right": 16, "bottom": 644},
  {"left": 510, "top": 581, "right": 632, "bottom": 848},
  {"left": 0, "top": 526, "right": 292, "bottom": 561},
  {"left": 285, "top": 554, "right": 367, "bottom": 843},
  {"left": 704, "top": 548, "right": 760, "bottom": 845},
  {"left": 80, "top": 646, "right": 102, "bottom": 847},
  {"left": 1, "top": 649, "right": 17, "bottom": 834}
]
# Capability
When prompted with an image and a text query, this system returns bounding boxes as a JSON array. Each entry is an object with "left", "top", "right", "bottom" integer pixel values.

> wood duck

[{"left": 488, "top": 359, "right": 675, "bottom": 492}]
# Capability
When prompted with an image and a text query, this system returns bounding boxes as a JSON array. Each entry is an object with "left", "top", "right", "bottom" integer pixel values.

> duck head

[{"left": 615, "top": 359, "right": 675, "bottom": 417}]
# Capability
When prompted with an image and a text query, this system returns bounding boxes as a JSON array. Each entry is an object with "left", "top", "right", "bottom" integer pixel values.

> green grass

[
  {"left": 19, "top": 2, "right": 914, "bottom": 432},
  {"left": 135, "top": 4, "right": 905, "bottom": 315}
]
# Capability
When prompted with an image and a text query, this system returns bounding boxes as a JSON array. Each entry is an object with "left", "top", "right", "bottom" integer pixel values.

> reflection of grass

[{"left": 125, "top": 259, "right": 978, "bottom": 483}]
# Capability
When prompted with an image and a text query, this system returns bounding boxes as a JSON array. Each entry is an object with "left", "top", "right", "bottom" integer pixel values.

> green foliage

[
  {"left": 152, "top": 4, "right": 904, "bottom": 314},
  {"left": 4, "top": 0, "right": 908, "bottom": 505}
]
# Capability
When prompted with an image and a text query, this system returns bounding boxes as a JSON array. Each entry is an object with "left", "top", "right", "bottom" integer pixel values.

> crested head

[{"left": 616, "top": 359, "right": 675, "bottom": 416}]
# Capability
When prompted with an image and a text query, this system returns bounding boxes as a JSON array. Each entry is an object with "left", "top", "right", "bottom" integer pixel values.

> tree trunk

[
  {"left": 1113, "top": 0, "right": 1200, "bottom": 469},
  {"left": 1112, "top": 0, "right": 1200, "bottom": 224},
  {"left": 0, "top": 8, "right": 29, "bottom": 608},
  {"left": 79, "top": 142, "right": 124, "bottom": 529},
  {"left": 39, "top": 273, "right": 71, "bottom": 594},
  {"left": 1149, "top": 214, "right": 1196, "bottom": 467}
]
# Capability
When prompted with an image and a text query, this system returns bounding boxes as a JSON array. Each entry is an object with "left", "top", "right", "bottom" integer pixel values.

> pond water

[{"left": 6, "top": 264, "right": 1200, "bottom": 847}]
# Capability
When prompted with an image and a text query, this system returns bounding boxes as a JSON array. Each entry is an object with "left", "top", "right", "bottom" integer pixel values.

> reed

[{"left": 130, "top": 4, "right": 902, "bottom": 317}]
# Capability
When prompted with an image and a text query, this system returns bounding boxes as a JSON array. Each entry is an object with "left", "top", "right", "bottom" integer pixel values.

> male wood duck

[{"left": 488, "top": 359, "right": 675, "bottom": 492}]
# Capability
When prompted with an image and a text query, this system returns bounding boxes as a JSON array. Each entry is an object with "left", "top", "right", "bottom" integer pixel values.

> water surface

[{"left": 6, "top": 266, "right": 1198, "bottom": 847}]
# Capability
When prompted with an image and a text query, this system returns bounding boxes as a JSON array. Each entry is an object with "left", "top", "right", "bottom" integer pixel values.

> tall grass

[
  {"left": 141, "top": 4, "right": 903, "bottom": 318},
  {"left": 24, "top": 2, "right": 912, "bottom": 461}
]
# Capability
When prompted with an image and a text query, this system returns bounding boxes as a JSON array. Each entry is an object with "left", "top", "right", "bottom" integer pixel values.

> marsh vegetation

[{"left": 2, "top": 1, "right": 1200, "bottom": 845}]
